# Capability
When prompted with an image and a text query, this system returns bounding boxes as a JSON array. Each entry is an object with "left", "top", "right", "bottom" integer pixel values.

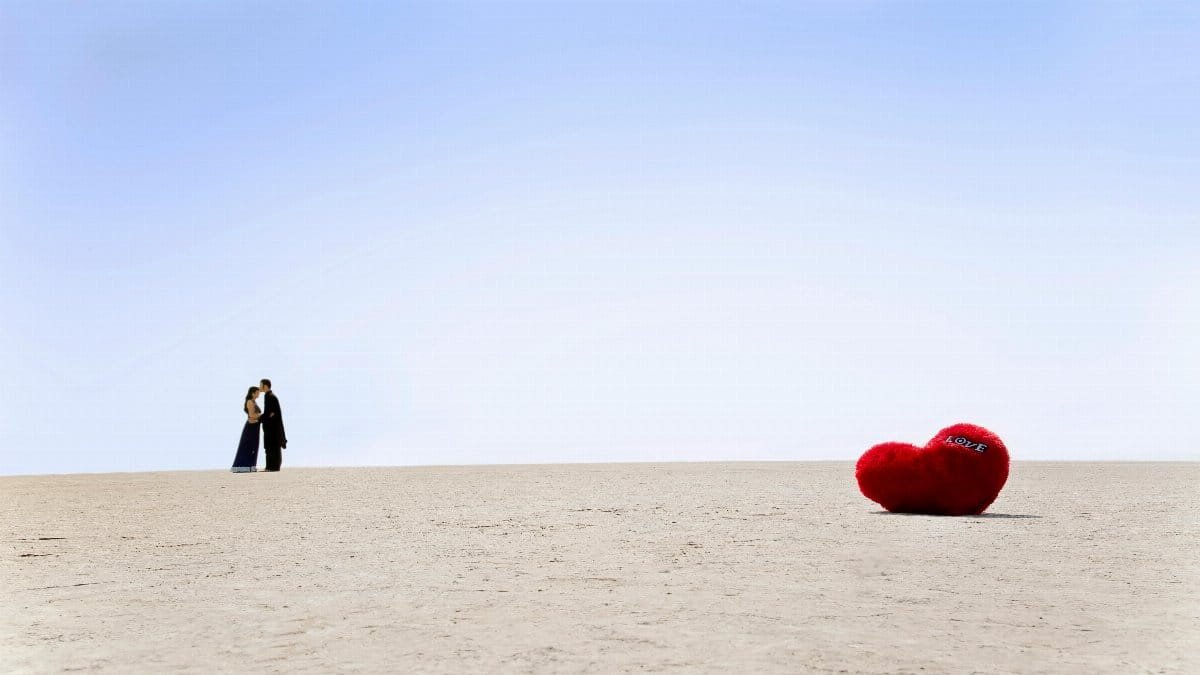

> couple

[{"left": 231, "top": 379, "right": 288, "bottom": 473}]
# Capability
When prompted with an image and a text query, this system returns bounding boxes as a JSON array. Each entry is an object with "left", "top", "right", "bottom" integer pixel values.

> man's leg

[{"left": 265, "top": 444, "right": 281, "bottom": 471}]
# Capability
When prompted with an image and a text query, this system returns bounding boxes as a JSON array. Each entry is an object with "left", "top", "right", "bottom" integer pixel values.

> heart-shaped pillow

[{"left": 856, "top": 423, "right": 1010, "bottom": 515}]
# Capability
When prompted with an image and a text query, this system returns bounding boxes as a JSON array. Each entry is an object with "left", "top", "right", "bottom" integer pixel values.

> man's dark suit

[{"left": 262, "top": 390, "right": 287, "bottom": 471}]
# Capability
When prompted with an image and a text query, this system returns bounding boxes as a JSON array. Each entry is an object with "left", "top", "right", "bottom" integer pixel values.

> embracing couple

[{"left": 230, "top": 378, "right": 288, "bottom": 473}]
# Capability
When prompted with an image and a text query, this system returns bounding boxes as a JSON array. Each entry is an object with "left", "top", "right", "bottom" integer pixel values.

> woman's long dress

[{"left": 230, "top": 403, "right": 261, "bottom": 473}]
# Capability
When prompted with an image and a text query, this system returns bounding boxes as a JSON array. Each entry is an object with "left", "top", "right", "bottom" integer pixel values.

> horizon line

[{"left": 3, "top": 458, "right": 1197, "bottom": 479}]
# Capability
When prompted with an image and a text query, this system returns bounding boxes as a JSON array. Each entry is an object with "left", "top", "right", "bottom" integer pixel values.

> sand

[{"left": 3, "top": 462, "right": 1197, "bottom": 673}]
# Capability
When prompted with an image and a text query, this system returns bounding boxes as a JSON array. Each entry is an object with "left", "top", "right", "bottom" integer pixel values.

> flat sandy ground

[{"left": 3, "top": 462, "right": 1197, "bottom": 674}]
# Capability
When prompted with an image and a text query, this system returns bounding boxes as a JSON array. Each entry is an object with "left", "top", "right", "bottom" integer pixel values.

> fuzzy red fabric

[{"left": 855, "top": 423, "right": 1010, "bottom": 516}]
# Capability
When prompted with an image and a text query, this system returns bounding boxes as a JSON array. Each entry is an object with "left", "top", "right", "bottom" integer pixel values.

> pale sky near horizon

[{"left": 2, "top": 1, "right": 1198, "bottom": 475}]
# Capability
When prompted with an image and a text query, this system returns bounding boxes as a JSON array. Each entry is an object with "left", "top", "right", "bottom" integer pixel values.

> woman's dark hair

[{"left": 244, "top": 386, "right": 259, "bottom": 412}]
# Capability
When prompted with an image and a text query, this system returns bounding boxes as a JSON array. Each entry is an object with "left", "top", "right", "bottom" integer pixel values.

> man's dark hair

[{"left": 260, "top": 378, "right": 272, "bottom": 390}]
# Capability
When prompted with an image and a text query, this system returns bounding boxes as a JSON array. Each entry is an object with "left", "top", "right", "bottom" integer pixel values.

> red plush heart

[{"left": 856, "top": 423, "right": 1010, "bottom": 516}]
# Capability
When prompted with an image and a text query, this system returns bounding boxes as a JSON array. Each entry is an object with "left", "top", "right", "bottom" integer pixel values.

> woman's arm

[{"left": 246, "top": 400, "right": 261, "bottom": 422}]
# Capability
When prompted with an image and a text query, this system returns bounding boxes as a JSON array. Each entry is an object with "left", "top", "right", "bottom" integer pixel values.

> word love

[{"left": 946, "top": 435, "right": 988, "bottom": 453}]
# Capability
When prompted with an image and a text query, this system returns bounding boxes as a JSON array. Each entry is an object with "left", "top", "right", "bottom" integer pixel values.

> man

[{"left": 259, "top": 379, "right": 287, "bottom": 471}]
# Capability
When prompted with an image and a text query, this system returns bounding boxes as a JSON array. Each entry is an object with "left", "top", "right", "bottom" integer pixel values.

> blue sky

[{"left": 2, "top": 1, "right": 1198, "bottom": 474}]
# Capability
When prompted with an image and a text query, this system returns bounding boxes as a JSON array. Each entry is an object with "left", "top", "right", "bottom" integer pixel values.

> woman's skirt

[{"left": 231, "top": 421, "right": 260, "bottom": 473}]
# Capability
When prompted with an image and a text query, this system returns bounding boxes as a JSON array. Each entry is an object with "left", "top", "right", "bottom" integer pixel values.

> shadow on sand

[{"left": 871, "top": 511, "right": 1042, "bottom": 519}]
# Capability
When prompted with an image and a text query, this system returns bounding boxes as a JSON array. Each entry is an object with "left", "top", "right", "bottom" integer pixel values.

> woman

[{"left": 230, "top": 386, "right": 262, "bottom": 473}]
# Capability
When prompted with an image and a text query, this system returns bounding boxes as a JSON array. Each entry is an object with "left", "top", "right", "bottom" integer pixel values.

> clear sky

[{"left": 2, "top": 1, "right": 1198, "bottom": 474}]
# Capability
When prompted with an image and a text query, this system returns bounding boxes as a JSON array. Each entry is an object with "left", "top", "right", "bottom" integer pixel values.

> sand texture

[{"left": 3, "top": 462, "right": 1197, "bottom": 673}]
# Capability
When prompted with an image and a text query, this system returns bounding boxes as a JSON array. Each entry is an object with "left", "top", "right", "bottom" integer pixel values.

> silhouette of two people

[{"left": 231, "top": 378, "right": 287, "bottom": 473}]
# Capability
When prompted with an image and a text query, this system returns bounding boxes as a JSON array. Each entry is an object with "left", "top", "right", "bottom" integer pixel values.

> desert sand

[{"left": 3, "top": 462, "right": 1197, "bottom": 673}]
